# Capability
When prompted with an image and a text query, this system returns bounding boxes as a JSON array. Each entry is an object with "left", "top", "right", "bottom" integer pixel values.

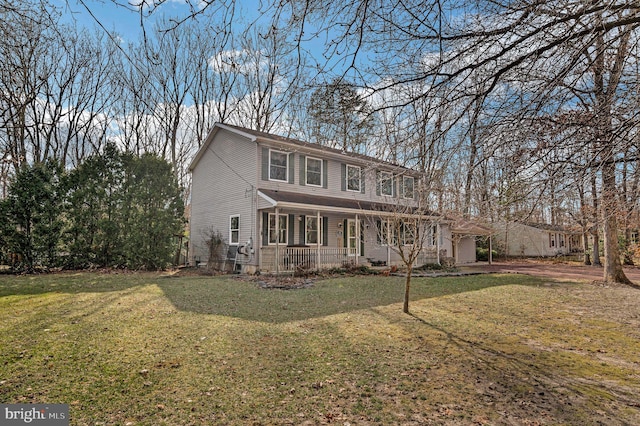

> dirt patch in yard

[{"left": 460, "top": 259, "right": 640, "bottom": 285}]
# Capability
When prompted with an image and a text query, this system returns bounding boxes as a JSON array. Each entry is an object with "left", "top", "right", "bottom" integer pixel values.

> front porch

[{"left": 255, "top": 189, "right": 450, "bottom": 273}]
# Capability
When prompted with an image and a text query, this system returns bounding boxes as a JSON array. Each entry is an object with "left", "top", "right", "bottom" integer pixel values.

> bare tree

[{"left": 273, "top": 0, "right": 640, "bottom": 284}]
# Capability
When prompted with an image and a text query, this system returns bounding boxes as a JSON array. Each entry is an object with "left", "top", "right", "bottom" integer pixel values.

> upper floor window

[
  {"left": 378, "top": 171, "right": 393, "bottom": 196},
  {"left": 347, "top": 165, "right": 361, "bottom": 192},
  {"left": 402, "top": 176, "right": 414, "bottom": 199},
  {"left": 269, "top": 150, "right": 288, "bottom": 182},
  {"left": 306, "top": 157, "right": 322, "bottom": 186},
  {"left": 229, "top": 215, "right": 240, "bottom": 245}
]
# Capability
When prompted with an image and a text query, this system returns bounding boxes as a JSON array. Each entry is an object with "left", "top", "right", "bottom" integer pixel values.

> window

[
  {"left": 402, "top": 176, "right": 414, "bottom": 199},
  {"left": 549, "top": 233, "right": 555, "bottom": 247},
  {"left": 378, "top": 171, "right": 393, "bottom": 196},
  {"left": 306, "top": 157, "right": 322, "bottom": 186},
  {"left": 229, "top": 215, "right": 240, "bottom": 245},
  {"left": 401, "top": 221, "right": 417, "bottom": 245},
  {"left": 268, "top": 213, "right": 288, "bottom": 244},
  {"left": 377, "top": 219, "right": 390, "bottom": 245},
  {"left": 305, "top": 216, "right": 322, "bottom": 245},
  {"left": 429, "top": 224, "right": 437, "bottom": 247},
  {"left": 377, "top": 219, "right": 399, "bottom": 246},
  {"left": 347, "top": 165, "right": 361, "bottom": 192},
  {"left": 269, "top": 150, "right": 288, "bottom": 181}
]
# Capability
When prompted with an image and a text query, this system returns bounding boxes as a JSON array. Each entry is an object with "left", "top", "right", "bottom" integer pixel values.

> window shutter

[
  {"left": 399, "top": 176, "right": 404, "bottom": 198},
  {"left": 299, "top": 215, "right": 305, "bottom": 244},
  {"left": 262, "top": 212, "right": 269, "bottom": 246},
  {"left": 360, "top": 169, "right": 365, "bottom": 194},
  {"left": 288, "top": 214, "right": 295, "bottom": 244},
  {"left": 392, "top": 176, "right": 397, "bottom": 198},
  {"left": 322, "top": 217, "right": 328, "bottom": 246},
  {"left": 322, "top": 160, "right": 328, "bottom": 188},
  {"left": 299, "top": 155, "right": 306, "bottom": 186},
  {"left": 288, "top": 153, "right": 295, "bottom": 184},
  {"left": 375, "top": 171, "right": 380, "bottom": 196},
  {"left": 340, "top": 164, "right": 346, "bottom": 191},
  {"left": 261, "top": 148, "right": 269, "bottom": 181},
  {"left": 343, "top": 219, "right": 348, "bottom": 247}
]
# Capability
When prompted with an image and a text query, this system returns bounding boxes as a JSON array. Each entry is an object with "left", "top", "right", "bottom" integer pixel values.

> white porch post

[
  {"left": 355, "top": 213, "right": 360, "bottom": 265},
  {"left": 436, "top": 223, "right": 441, "bottom": 265},
  {"left": 489, "top": 235, "right": 493, "bottom": 265},
  {"left": 316, "top": 210, "right": 321, "bottom": 270},
  {"left": 386, "top": 218, "right": 391, "bottom": 266},
  {"left": 275, "top": 207, "right": 280, "bottom": 274}
]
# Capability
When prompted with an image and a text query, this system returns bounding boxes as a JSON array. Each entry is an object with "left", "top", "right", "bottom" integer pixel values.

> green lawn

[{"left": 1, "top": 272, "right": 639, "bottom": 425}]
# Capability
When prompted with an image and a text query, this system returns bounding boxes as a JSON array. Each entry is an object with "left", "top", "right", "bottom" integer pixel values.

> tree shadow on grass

[
  {"left": 402, "top": 311, "right": 640, "bottom": 425},
  {"left": 0, "top": 272, "right": 156, "bottom": 298},
  {"left": 156, "top": 273, "right": 551, "bottom": 323}
]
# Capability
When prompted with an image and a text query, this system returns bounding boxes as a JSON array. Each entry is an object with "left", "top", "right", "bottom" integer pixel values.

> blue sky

[{"left": 59, "top": 0, "right": 260, "bottom": 42}]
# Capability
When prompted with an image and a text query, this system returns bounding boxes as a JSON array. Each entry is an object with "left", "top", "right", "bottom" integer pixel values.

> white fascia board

[
  {"left": 215, "top": 123, "right": 258, "bottom": 142},
  {"left": 257, "top": 190, "right": 278, "bottom": 206}
]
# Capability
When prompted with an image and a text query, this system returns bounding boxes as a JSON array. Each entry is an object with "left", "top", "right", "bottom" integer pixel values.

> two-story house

[{"left": 189, "top": 123, "right": 458, "bottom": 274}]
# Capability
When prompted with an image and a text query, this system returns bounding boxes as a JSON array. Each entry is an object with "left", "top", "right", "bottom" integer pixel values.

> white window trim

[
  {"left": 346, "top": 164, "right": 361, "bottom": 192},
  {"left": 402, "top": 176, "right": 415, "bottom": 199},
  {"left": 268, "top": 213, "right": 288, "bottom": 245},
  {"left": 269, "top": 149, "right": 289, "bottom": 182},
  {"left": 379, "top": 171, "right": 393, "bottom": 196},
  {"left": 305, "top": 156, "right": 323, "bottom": 187},
  {"left": 229, "top": 214, "right": 240, "bottom": 245},
  {"left": 304, "top": 216, "right": 323, "bottom": 245}
]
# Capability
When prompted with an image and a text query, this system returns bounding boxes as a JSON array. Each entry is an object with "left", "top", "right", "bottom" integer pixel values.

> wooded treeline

[
  {"left": 1, "top": 0, "right": 640, "bottom": 281},
  {"left": 0, "top": 145, "right": 184, "bottom": 270}
]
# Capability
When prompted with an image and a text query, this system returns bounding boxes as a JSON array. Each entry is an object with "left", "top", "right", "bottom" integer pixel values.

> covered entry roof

[{"left": 257, "top": 189, "right": 441, "bottom": 218}]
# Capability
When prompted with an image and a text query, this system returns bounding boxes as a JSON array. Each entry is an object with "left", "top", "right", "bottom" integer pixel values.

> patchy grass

[{"left": 1, "top": 272, "right": 639, "bottom": 425}]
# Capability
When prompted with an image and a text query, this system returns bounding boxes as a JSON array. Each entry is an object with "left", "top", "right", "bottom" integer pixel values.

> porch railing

[
  {"left": 260, "top": 246, "right": 357, "bottom": 272},
  {"left": 260, "top": 246, "right": 445, "bottom": 272}
]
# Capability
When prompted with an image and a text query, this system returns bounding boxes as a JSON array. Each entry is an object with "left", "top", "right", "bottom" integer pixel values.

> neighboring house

[
  {"left": 189, "top": 123, "right": 457, "bottom": 274},
  {"left": 450, "top": 219, "right": 493, "bottom": 264},
  {"left": 493, "top": 221, "right": 583, "bottom": 257}
]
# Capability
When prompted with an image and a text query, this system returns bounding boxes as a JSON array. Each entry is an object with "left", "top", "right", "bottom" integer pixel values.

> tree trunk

[
  {"left": 601, "top": 161, "right": 632, "bottom": 284},
  {"left": 403, "top": 266, "right": 412, "bottom": 314}
]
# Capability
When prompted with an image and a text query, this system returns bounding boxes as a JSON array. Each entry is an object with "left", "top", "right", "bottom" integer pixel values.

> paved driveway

[{"left": 460, "top": 260, "right": 640, "bottom": 284}]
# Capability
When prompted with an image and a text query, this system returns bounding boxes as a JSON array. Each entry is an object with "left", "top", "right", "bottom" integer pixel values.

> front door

[{"left": 347, "top": 219, "right": 359, "bottom": 256}]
